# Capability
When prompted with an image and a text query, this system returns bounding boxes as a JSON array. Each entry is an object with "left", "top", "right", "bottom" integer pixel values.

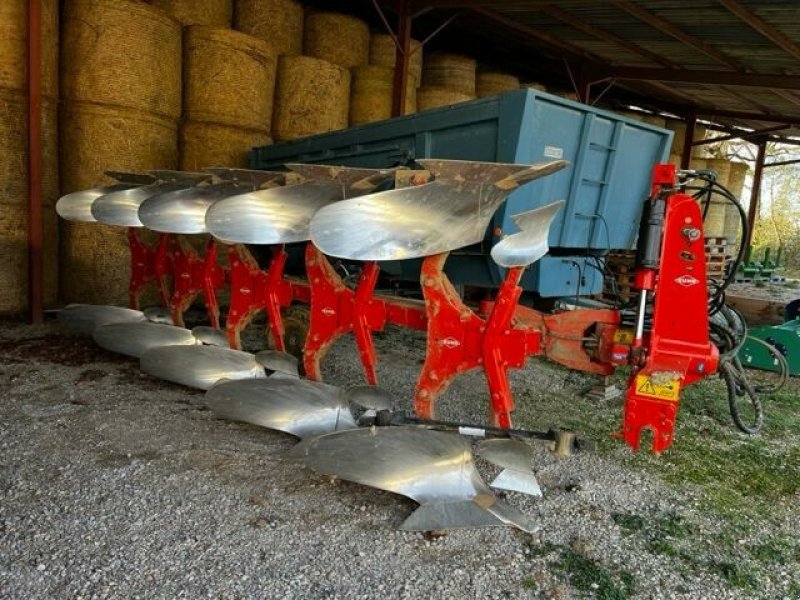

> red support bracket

[
  {"left": 414, "top": 253, "right": 542, "bottom": 427},
  {"left": 303, "top": 244, "right": 427, "bottom": 384},
  {"left": 128, "top": 228, "right": 171, "bottom": 310},
  {"left": 225, "top": 244, "right": 303, "bottom": 350},
  {"left": 168, "top": 237, "right": 226, "bottom": 328}
]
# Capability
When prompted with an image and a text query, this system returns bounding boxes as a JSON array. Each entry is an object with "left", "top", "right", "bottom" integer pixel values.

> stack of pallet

[{"left": 705, "top": 236, "right": 729, "bottom": 282}]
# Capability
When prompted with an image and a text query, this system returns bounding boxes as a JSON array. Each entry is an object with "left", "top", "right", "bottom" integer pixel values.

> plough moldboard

[{"left": 56, "top": 160, "right": 720, "bottom": 532}]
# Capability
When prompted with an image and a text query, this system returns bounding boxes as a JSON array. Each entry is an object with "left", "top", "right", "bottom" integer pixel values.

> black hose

[{"left": 720, "top": 358, "right": 764, "bottom": 434}]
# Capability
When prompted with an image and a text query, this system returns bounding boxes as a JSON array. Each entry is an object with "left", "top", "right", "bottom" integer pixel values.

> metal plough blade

[
  {"left": 191, "top": 326, "right": 230, "bottom": 348},
  {"left": 93, "top": 321, "right": 197, "bottom": 358},
  {"left": 91, "top": 172, "right": 212, "bottom": 228},
  {"left": 490, "top": 200, "right": 565, "bottom": 268},
  {"left": 255, "top": 350, "right": 300, "bottom": 378},
  {"left": 56, "top": 172, "right": 155, "bottom": 223},
  {"left": 476, "top": 438, "right": 542, "bottom": 497},
  {"left": 205, "top": 165, "right": 394, "bottom": 245},
  {"left": 58, "top": 304, "right": 146, "bottom": 335},
  {"left": 292, "top": 427, "right": 538, "bottom": 532},
  {"left": 309, "top": 159, "right": 568, "bottom": 261},
  {"left": 344, "top": 385, "right": 394, "bottom": 411},
  {"left": 204, "top": 378, "right": 356, "bottom": 438},
  {"left": 140, "top": 345, "right": 265, "bottom": 390},
  {"left": 143, "top": 306, "right": 174, "bottom": 324}
]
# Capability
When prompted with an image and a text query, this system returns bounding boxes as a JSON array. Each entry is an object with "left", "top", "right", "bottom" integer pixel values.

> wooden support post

[
  {"left": 391, "top": 0, "right": 411, "bottom": 117},
  {"left": 745, "top": 140, "right": 767, "bottom": 250},
  {"left": 28, "top": 0, "right": 43, "bottom": 324},
  {"left": 680, "top": 111, "right": 696, "bottom": 169}
]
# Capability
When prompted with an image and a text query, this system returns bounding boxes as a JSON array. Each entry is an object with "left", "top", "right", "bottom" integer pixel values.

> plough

[{"left": 56, "top": 159, "right": 721, "bottom": 532}]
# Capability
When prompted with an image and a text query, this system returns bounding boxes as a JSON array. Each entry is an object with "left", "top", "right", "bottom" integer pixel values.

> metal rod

[
  {"left": 391, "top": 0, "right": 411, "bottom": 117},
  {"left": 680, "top": 111, "right": 696, "bottom": 169},
  {"left": 416, "top": 12, "right": 461, "bottom": 49},
  {"left": 371, "top": 0, "right": 400, "bottom": 51},
  {"left": 634, "top": 289, "right": 648, "bottom": 342},
  {"left": 745, "top": 141, "right": 767, "bottom": 249},
  {"left": 764, "top": 157, "right": 800, "bottom": 168},
  {"left": 28, "top": 0, "right": 43, "bottom": 324}
]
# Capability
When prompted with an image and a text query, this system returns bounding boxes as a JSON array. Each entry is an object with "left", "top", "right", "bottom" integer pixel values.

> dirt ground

[{"left": 1, "top": 318, "right": 798, "bottom": 599}]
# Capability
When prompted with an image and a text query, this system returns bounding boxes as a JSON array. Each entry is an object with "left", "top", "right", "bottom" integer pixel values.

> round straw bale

[
  {"left": 0, "top": 90, "right": 59, "bottom": 207},
  {"left": 152, "top": 0, "right": 233, "bottom": 26},
  {"left": 704, "top": 157, "right": 731, "bottom": 188},
  {"left": 180, "top": 121, "right": 272, "bottom": 170},
  {"left": 184, "top": 26, "right": 277, "bottom": 132},
  {"left": 417, "top": 86, "right": 474, "bottom": 112},
  {"left": 349, "top": 66, "right": 417, "bottom": 125},
  {"left": 476, "top": 72, "right": 519, "bottom": 98},
  {"left": 0, "top": 204, "right": 58, "bottom": 314},
  {"left": 422, "top": 54, "right": 476, "bottom": 96},
  {"left": 61, "top": 0, "right": 182, "bottom": 120},
  {"left": 666, "top": 120, "right": 708, "bottom": 157},
  {"left": 234, "top": 0, "right": 304, "bottom": 56},
  {"left": 704, "top": 158, "right": 732, "bottom": 239},
  {"left": 59, "top": 101, "right": 178, "bottom": 194},
  {"left": 368, "top": 34, "right": 423, "bottom": 85},
  {"left": 727, "top": 161, "right": 748, "bottom": 199},
  {"left": 0, "top": 0, "right": 59, "bottom": 96},
  {"left": 304, "top": 12, "right": 369, "bottom": 69},
  {"left": 273, "top": 56, "right": 350, "bottom": 141},
  {"left": 724, "top": 161, "right": 748, "bottom": 243}
]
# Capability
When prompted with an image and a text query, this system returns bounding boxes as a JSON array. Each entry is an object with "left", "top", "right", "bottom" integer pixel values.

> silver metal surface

[
  {"left": 255, "top": 350, "right": 300, "bottom": 378},
  {"left": 191, "top": 326, "right": 229, "bottom": 347},
  {"left": 56, "top": 172, "right": 156, "bottom": 223},
  {"left": 137, "top": 180, "right": 252, "bottom": 234},
  {"left": 205, "top": 165, "right": 393, "bottom": 245},
  {"left": 143, "top": 306, "right": 173, "bottom": 324},
  {"left": 294, "top": 427, "right": 536, "bottom": 532},
  {"left": 489, "top": 200, "right": 565, "bottom": 268},
  {"left": 203, "top": 168, "right": 286, "bottom": 188},
  {"left": 91, "top": 174, "right": 211, "bottom": 228},
  {"left": 309, "top": 159, "right": 567, "bottom": 261},
  {"left": 476, "top": 439, "right": 542, "bottom": 497},
  {"left": 58, "top": 304, "right": 146, "bottom": 334},
  {"left": 140, "top": 345, "right": 265, "bottom": 390},
  {"left": 345, "top": 385, "right": 394, "bottom": 411},
  {"left": 205, "top": 378, "right": 356, "bottom": 438},
  {"left": 93, "top": 321, "right": 197, "bottom": 358}
]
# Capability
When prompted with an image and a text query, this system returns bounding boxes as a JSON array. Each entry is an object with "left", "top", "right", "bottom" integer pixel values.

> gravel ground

[{"left": 0, "top": 319, "right": 797, "bottom": 599}]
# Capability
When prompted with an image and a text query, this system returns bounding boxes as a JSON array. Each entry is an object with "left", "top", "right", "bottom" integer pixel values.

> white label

[
  {"left": 674, "top": 274, "right": 699, "bottom": 287},
  {"left": 544, "top": 146, "right": 564, "bottom": 159},
  {"left": 458, "top": 426, "right": 486, "bottom": 437}
]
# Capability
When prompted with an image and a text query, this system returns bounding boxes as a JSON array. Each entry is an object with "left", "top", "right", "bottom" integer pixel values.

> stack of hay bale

[
  {"left": 418, "top": 53, "right": 476, "bottom": 111},
  {"left": 180, "top": 25, "right": 277, "bottom": 169},
  {"left": 151, "top": 0, "right": 233, "bottom": 27},
  {"left": 349, "top": 33, "right": 422, "bottom": 125},
  {"left": 0, "top": 0, "right": 59, "bottom": 314},
  {"left": 60, "top": 0, "right": 182, "bottom": 304},
  {"left": 476, "top": 72, "right": 519, "bottom": 98}
]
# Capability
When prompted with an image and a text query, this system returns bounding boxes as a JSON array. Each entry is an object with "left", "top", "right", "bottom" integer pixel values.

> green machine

[{"left": 739, "top": 299, "right": 800, "bottom": 375}]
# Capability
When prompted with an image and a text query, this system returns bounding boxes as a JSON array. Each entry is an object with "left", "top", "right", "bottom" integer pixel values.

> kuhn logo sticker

[
  {"left": 321, "top": 307, "right": 336, "bottom": 316},
  {"left": 675, "top": 274, "right": 699, "bottom": 287},
  {"left": 441, "top": 337, "right": 461, "bottom": 349}
]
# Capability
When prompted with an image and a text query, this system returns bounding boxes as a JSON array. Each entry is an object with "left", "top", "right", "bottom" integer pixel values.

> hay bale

[
  {"left": 724, "top": 161, "right": 749, "bottom": 244},
  {"left": 272, "top": 55, "right": 350, "bottom": 141},
  {"left": 180, "top": 121, "right": 272, "bottom": 170},
  {"left": 476, "top": 72, "right": 519, "bottom": 98},
  {"left": 422, "top": 54, "right": 476, "bottom": 96},
  {"left": 521, "top": 82, "right": 547, "bottom": 91},
  {"left": 0, "top": 89, "right": 59, "bottom": 206},
  {"left": 417, "top": 86, "right": 474, "bottom": 112},
  {"left": 368, "top": 34, "right": 422, "bottom": 85},
  {"left": 304, "top": 12, "right": 369, "bottom": 69},
  {"left": 61, "top": 0, "right": 182, "bottom": 120},
  {"left": 666, "top": 120, "right": 708, "bottom": 157},
  {"left": 234, "top": 0, "right": 304, "bottom": 56},
  {"left": 152, "top": 0, "right": 233, "bottom": 26},
  {"left": 184, "top": 26, "right": 277, "bottom": 132},
  {"left": 349, "top": 65, "right": 416, "bottom": 125},
  {"left": 59, "top": 101, "right": 178, "bottom": 194},
  {"left": 0, "top": 0, "right": 59, "bottom": 96},
  {"left": 0, "top": 204, "right": 58, "bottom": 314},
  {"left": 59, "top": 101, "right": 178, "bottom": 304}
]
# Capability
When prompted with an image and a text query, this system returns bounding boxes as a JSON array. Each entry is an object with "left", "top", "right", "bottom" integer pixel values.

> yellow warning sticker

[
  {"left": 635, "top": 374, "right": 681, "bottom": 402},
  {"left": 613, "top": 329, "right": 634, "bottom": 344}
]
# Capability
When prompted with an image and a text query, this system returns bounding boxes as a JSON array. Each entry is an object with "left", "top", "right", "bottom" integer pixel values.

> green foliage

[{"left": 552, "top": 547, "right": 635, "bottom": 600}]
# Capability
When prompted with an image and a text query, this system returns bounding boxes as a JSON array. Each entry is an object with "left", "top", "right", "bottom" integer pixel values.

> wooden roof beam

[
  {"left": 611, "top": 0, "right": 744, "bottom": 71},
  {"left": 717, "top": 0, "right": 800, "bottom": 61}
]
